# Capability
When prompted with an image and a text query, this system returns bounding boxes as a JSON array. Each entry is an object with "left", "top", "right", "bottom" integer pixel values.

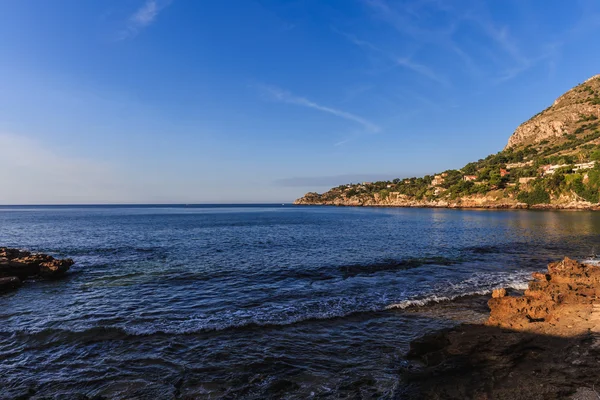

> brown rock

[
  {"left": 491, "top": 288, "right": 506, "bottom": 298},
  {"left": 532, "top": 272, "right": 550, "bottom": 281},
  {"left": 0, "top": 247, "right": 74, "bottom": 280},
  {"left": 39, "top": 258, "right": 74, "bottom": 278},
  {"left": 403, "top": 254, "right": 600, "bottom": 399},
  {"left": 505, "top": 74, "right": 600, "bottom": 149},
  {"left": 487, "top": 257, "right": 600, "bottom": 331}
]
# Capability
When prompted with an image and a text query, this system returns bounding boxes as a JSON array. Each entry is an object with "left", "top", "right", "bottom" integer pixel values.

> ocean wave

[
  {"left": 385, "top": 280, "right": 529, "bottom": 310},
  {"left": 338, "top": 256, "right": 461, "bottom": 277},
  {"left": 1, "top": 326, "right": 134, "bottom": 343},
  {"left": 0, "top": 271, "right": 532, "bottom": 339}
]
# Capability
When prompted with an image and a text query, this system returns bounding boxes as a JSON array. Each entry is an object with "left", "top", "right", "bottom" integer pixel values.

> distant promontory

[{"left": 295, "top": 74, "right": 600, "bottom": 209}]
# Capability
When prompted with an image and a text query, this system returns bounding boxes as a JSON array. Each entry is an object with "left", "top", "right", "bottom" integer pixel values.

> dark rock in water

[
  {"left": 0, "top": 276, "right": 21, "bottom": 293},
  {"left": 0, "top": 247, "right": 74, "bottom": 291}
]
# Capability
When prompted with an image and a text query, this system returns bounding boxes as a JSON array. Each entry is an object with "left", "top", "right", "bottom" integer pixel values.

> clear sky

[{"left": 1, "top": 0, "right": 600, "bottom": 204}]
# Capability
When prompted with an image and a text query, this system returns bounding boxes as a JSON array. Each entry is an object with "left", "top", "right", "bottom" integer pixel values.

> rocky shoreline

[
  {"left": 0, "top": 247, "right": 74, "bottom": 293},
  {"left": 399, "top": 257, "right": 600, "bottom": 399},
  {"left": 293, "top": 198, "right": 600, "bottom": 210}
]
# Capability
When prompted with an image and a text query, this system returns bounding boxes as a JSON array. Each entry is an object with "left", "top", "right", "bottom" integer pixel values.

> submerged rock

[
  {"left": 0, "top": 247, "right": 74, "bottom": 293},
  {"left": 0, "top": 276, "right": 21, "bottom": 293}
]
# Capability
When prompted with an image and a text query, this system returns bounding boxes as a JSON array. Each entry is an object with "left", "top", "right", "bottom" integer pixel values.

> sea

[{"left": 1, "top": 204, "right": 599, "bottom": 399}]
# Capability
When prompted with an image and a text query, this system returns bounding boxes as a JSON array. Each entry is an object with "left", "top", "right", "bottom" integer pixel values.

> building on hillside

[
  {"left": 434, "top": 187, "right": 446, "bottom": 196},
  {"left": 431, "top": 175, "right": 444, "bottom": 186},
  {"left": 463, "top": 175, "right": 477, "bottom": 182},
  {"left": 500, "top": 168, "right": 509, "bottom": 177},
  {"left": 386, "top": 184, "right": 393, "bottom": 188},
  {"left": 542, "top": 164, "right": 566, "bottom": 175},
  {"left": 506, "top": 160, "right": 534, "bottom": 169},
  {"left": 574, "top": 161, "right": 596, "bottom": 172},
  {"left": 519, "top": 177, "right": 537, "bottom": 184},
  {"left": 542, "top": 161, "right": 595, "bottom": 176}
]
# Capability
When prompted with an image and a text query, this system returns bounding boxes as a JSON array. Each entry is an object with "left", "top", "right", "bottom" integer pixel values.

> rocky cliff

[
  {"left": 506, "top": 74, "right": 600, "bottom": 149},
  {"left": 295, "top": 190, "right": 598, "bottom": 209}
]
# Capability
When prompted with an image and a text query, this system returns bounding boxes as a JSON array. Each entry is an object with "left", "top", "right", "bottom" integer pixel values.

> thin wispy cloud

[
  {"left": 256, "top": 84, "right": 381, "bottom": 133},
  {"left": 396, "top": 57, "right": 449, "bottom": 86},
  {"left": 117, "top": 0, "right": 171, "bottom": 40},
  {"left": 274, "top": 173, "right": 419, "bottom": 188},
  {"left": 333, "top": 28, "right": 450, "bottom": 86},
  {"left": 360, "top": 0, "right": 547, "bottom": 83}
]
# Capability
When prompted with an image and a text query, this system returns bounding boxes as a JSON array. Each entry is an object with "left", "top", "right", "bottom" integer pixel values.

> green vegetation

[
  {"left": 313, "top": 139, "right": 600, "bottom": 206},
  {"left": 517, "top": 185, "right": 550, "bottom": 205},
  {"left": 304, "top": 78, "right": 600, "bottom": 207}
]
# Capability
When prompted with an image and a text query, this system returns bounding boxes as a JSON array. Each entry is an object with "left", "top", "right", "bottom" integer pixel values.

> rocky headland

[
  {"left": 0, "top": 247, "right": 74, "bottom": 293},
  {"left": 295, "top": 74, "right": 600, "bottom": 210},
  {"left": 294, "top": 192, "right": 600, "bottom": 210},
  {"left": 399, "top": 257, "right": 600, "bottom": 399}
]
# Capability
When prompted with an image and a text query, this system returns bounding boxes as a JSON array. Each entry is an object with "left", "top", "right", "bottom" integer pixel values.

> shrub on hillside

[{"left": 517, "top": 186, "right": 550, "bottom": 205}]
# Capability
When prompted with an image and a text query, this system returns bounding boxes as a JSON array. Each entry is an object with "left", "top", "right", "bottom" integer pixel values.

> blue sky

[{"left": 1, "top": 0, "right": 600, "bottom": 203}]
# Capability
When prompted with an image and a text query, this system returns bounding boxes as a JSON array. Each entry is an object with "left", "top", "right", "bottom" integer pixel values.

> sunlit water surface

[{"left": 1, "top": 205, "right": 599, "bottom": 399}]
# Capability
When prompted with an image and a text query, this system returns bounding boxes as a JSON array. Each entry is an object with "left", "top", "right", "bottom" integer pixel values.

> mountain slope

[
  {"left": 295, "top": 74, "right": 600, "bottom": 209},
  {"left": 507, "top": 74, "right": 600, "bottom": 149}
]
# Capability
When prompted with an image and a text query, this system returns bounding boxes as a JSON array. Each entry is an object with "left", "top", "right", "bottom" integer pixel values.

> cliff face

[
  {"left": 506, "top": 74, "right": 600, "bottom": 149},
  {"left": 294, "top": 190, "right": 596, "bottom": 209},
  {"left": 294, "top": 191, "right": 512, "bottom": 208}
]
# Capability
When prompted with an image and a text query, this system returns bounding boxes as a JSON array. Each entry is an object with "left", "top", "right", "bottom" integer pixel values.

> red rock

[
  {"left": 487, "top": 257, "right": 600, "bottom": 330},
  {"left": 531, "top": 272, "right": 549, "bottom": 281},
  {"left": 0, "top": 247, "right": 73, "bottom": 280}
]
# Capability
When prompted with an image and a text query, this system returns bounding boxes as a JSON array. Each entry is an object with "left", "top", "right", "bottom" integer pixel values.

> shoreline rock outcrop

[
  {"left": 400, "top": 257, "right": 600, "bottom": 399},
  {"left": 487, "top": 257, "right": 600, "bottom": 334},
  {"left": 0, "top": 247, "right": 74, "bottom": 293},
  {"left": 293, "top": 196, "right": 600, "bottom": 210}
]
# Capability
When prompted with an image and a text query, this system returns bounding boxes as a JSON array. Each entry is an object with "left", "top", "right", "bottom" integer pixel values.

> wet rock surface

[
  {"left": 0, "top": 276, "right": 21, "bottom": 293},
  {"left": 0, "top": 247, "right": 73, "bottom": 293},
  {"left": 400, "top": 257, "right": 600, "bottom": 399}
]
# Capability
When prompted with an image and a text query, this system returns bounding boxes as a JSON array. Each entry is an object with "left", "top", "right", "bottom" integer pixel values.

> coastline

[
  {"left": 398, "top": 257, "right": 600, "bottom": 399},
  {"left": 293, "top": 202, "right": 600, "bottom": 210}
]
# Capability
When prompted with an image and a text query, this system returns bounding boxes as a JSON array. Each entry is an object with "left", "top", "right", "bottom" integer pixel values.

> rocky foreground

[
  {"left": 0, "top": 247, "right": 74, "bottom": 293},
  {"left": 400, "top": 257, "right": 600, "bottom": 399}
]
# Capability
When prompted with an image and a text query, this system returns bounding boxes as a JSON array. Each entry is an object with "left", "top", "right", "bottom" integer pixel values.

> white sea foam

[
  {"left": 386, "top": 270, "right": 530, "bottom": 310},
  {"left": 2, "top": 270, "right": 534, "bottom": 337},
  {"left": 111, "top": 270, "right": 533, "bottom": 336}
]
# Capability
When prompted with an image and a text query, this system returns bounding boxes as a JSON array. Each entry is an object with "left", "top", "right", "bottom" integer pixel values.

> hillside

[{"left": 294, "top": 74, "right": 600, "bottom": 209}]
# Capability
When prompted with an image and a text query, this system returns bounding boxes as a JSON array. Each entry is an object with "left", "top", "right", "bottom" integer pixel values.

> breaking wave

[{"left": 2, "top": 270, "right": 532, "bottom": 339}]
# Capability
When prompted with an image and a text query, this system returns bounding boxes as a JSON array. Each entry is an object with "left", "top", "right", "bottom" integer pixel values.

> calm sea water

[{"left": 1, "top": 205, "right": 599, "bottom": 399}]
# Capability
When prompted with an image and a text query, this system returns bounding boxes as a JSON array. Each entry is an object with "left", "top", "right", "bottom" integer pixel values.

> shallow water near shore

[{"left": 1, "top": 205, "right": 599, "bottom": 399}]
